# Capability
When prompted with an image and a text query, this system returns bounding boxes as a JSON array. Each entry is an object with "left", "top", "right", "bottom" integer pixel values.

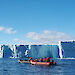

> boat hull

[
  {"left": 30, "top": 60, "right": 50, "bottom": 65},
  {"left": 18, "top": 60, "right": 30, "bottom": 63}
]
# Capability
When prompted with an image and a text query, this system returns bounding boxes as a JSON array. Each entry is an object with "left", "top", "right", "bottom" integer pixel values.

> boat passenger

[
  {"left": 40, "top": 57, "right": 43, "bottom": 62},
  {"left": 46, "top": 57, "right": 50, "bottom": 62}
]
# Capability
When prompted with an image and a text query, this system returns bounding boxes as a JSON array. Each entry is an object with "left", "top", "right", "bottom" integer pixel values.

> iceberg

[{"left": 0, "top": 41, "right": 75, "bottom": 58}]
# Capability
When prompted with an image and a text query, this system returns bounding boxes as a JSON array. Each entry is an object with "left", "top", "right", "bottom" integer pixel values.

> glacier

[
  {"left": 61, "top": 41, "right": 75, "bottom": 58},
  {"left": 0, "top": 41, "right": 75, "bottom": 58},
  {"left": 28, "top": 45, "right": 59, "bottom": 58}
]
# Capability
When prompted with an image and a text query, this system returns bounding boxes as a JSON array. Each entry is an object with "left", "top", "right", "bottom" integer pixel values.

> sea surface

[{"left": 0, "top": 58, "right": 75, "bottom": 75}]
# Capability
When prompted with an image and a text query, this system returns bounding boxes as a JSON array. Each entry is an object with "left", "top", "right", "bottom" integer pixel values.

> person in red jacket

[
  {"left": 46, "top": 57, "right": 50, "bottom": 62},
  {"left": 40, "top": 57, "right": 43, "bottom": 62}
]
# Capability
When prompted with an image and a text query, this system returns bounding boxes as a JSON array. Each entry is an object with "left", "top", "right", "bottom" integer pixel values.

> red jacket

[
  {"left": 46, "top": 57, "right": 50, "bottom": 62},
  {"left": 40, "top": 58, "right": 43, "bottom": 61}
]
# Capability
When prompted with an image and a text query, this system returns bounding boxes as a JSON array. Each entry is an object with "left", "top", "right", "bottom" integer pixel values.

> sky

[{"left": 0, "top": 0, "right": 75, "bottom": 44}]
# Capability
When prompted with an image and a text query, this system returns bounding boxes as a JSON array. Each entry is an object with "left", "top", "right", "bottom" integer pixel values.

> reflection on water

[{"left": 0, "top": 58, "right": 75, "bottom": 75}]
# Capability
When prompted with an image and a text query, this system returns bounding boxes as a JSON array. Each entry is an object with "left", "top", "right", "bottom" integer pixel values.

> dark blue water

[{"left": 0, "top": 58, "right": 75, "bottom": 75}]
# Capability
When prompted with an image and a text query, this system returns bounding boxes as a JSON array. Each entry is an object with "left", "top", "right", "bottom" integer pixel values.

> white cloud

[
  {"left": 26, "top": 30, "right": 75, "bottom": 44},
  {"left": 26, "top": 32, "right": 40, "bottom": 40},
  {"left": 5, "top": 28, "right": 16, "bottom": 34},
  {"left": 13, "top": 38, "right": 31, "bottom": 45},
  {"left": 0, "top": 26, "right": 5, "bottom": 31},
  {"left": 0, "top": 26, "right": 16, "bottom": 34},
  {"left": 13, "top": 38, "right": 19, "bottom": 41}
]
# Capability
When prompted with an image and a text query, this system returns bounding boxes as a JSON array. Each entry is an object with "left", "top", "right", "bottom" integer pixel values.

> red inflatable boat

[{"left": 30, "top": 60, "right": 51, "bottom": 65}]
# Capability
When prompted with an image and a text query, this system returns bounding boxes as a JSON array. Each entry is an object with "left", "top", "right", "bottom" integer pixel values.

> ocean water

[{"left": 0, "top": 58, "right": 75, "bottom": 75}]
